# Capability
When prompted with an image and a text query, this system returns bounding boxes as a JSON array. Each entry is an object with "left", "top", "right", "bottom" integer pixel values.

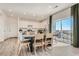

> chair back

[
  {"left": 46, "top": 33, "right": 53, "bottom": 38},
  {"left": 35, "top": 33, "right": 44, "bottom": 40}
]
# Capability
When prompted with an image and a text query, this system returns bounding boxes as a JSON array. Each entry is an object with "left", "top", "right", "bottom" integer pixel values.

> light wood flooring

[{"left": 0, "top": 38, "right": 79, "bottom": 56}]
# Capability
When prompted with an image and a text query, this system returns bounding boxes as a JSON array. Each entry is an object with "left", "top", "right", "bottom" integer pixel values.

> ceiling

[{"left": 0, "top": 3, "right": 75, "bottom": 22}]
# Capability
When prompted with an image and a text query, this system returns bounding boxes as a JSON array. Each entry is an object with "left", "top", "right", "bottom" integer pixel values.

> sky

[{"left": 55, "top": 17, "right": 72, "bottom": 30}]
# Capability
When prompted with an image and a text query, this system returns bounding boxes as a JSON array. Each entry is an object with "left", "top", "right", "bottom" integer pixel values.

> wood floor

[
  {"left": 0, "top": 38, "right": 18, "bottom": 56},
  {"left": 0, "top": 38, "right": 79, "bottom": 56}
]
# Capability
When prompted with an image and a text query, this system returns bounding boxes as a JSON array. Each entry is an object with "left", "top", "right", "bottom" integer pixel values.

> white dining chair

[
  {"left": 45, "top": 33, "right": 53, "bottom": 50},
  {"left": 33, "top": 33, "right": 44, "bottom": 55}
]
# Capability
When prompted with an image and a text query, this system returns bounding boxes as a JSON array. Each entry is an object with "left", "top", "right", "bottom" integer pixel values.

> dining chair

[
  {"left": 33, "top": 33, "right": 44, "bottom": 55},
  {"left": 45, "top": 33, "right": 53, "bottom": 49},
  {"left": 17, "top": 39, "right": 30, "bottom": 56}
]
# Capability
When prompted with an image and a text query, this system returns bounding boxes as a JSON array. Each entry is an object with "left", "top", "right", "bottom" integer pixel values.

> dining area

[{"left": 17, "top": 27, "right": 53, "bottom": 56}]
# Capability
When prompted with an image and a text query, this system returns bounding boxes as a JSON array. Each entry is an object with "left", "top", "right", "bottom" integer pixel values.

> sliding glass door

[
  {"left": 62, "top": 17, "right": 72, "bottom": 44},
  {"left": 55, "top": 20, "right": 62, "bottom": 41},
  {"left": 53, "top": 17, "right": 72, "bottom": 44}
]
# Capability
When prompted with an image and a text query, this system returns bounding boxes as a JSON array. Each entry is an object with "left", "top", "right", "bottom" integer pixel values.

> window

[
  {"left": 62, "top": 17, "right": 72, "bottom": 30},
  {"left": 52, "top": 17, "right": 72, "bottom": 44},
  {"left": 56, "top": 20, "right": 61, "bottom": 30}
]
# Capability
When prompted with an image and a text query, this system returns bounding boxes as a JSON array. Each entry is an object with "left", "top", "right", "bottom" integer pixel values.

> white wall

[
  {"left": 0, "top": 10, "right": 18, "bottom": 41},
  {"left": 0, "top": 11, "right": 6, "bottom": 41},
  {"left": 19, "top": 18, "right": 50, "bottom": 33},
  {"left": 52, "top": 8, "right": 71, "bottom": 21},
  {"left": 4, "top": 17, "right": 18, "bottom": 39},
  {"left": 40, "top": 17, "right": 49, "bottom": 32},
  {"left": 19, "top": 20, "right": 40, "bottom": 29}
]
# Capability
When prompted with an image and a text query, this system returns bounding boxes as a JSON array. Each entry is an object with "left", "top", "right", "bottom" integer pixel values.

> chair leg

[
  {"left": 27, "top": 45, "right": 30, "bottom": 55},
  {"left": 34, "top": 47, "right": 37, "bottom": 55},
  {"left": 29, "top": 46, "right": 31, "bottom": 52},
  {"left": 17, "top": 44, "right": 20, "bottom": 55},
  {"left": 17, "top": 45, "right": 22, "bottom": 56}
]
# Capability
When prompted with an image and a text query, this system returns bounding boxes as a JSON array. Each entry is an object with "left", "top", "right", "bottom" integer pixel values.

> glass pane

[
  {"left": 56, "top": 20, "right": 61, "bottom": 30},
  {"left": 55, "top": 20, "right": 62, "bottom": 40},
  {"left": 62, "top": 17, "right": 72, "bottom": 44},
  {"left": 62, "top": 17, "right": 72, "bottom": 30}
]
